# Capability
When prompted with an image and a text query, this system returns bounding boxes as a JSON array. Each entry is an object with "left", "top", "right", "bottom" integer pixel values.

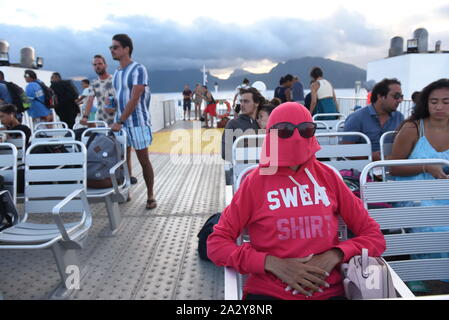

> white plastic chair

[
  {"left": 315, "top": 132, "right": 372, "bottom": 171},
  {"left": 73, "top": 121, "right": 108, "bottom": 130},
  {"left": 34, "top": 121, "right": 68, "bottom": 131},
  {"left": 0, "top": 140, "right": 92, "bottom": 298},
  {"left": 313, "top": 113, "right": 347, "bottom": 131},
  {"left": 81, "top": 128, "right": 130, "bottom": 235},
  {"left": 360, "top": 159, "right": 449, "bottom": 298}
]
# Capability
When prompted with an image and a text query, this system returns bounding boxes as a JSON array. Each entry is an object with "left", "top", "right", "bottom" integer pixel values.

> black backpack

[
  {"left": 35, "top": 80, "right": 57, "bottom": 109},
  {"left": 197, "top": 213, "right": 221, "bottom": 262},
  {"left": 1, "top": 81, "right": 30, "bottom": 113},
  {"left": 0, "top": 176, "right": 19, "bottom": 231}
]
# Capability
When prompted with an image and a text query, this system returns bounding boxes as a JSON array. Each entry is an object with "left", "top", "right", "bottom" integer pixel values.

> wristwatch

[{"left": 118, "top": 119, "right": 126, "bottom": 125}]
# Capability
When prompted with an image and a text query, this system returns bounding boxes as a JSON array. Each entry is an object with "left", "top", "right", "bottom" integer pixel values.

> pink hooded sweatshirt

[{"left": 208, "top": 102, "right": 386, "bottom": 300}]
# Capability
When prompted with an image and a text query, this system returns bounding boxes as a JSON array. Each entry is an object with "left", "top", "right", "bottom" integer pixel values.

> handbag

[{"left": 341, "top": 248, "right": 397, "bottom": 299}]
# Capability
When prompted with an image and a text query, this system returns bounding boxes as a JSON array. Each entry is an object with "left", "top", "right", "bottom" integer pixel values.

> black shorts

[{"left": 183, "top": 100, "right": 192, "bottom": 111}]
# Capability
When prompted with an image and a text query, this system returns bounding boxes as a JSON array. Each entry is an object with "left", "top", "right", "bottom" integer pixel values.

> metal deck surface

[{"left": 0, "top": 121, "right": 227, "bottom": 300}]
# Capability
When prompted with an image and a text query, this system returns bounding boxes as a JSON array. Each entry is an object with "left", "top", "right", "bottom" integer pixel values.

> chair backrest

[
  {"left": 380, "top": 131, "right": 397, "bottom": 161},
  {"left": 73, "top": 121, "right": 108, "bottom": 130},
  {"left": 24, "top": 141, "right": 87, "bottom": 221},
  {"left": 379, "top": 131, "right": 398, "bottom": 181},
  {"left": 314, "top": 121, "right": 332, "bottom": 145},
  {"left": 313, "top": 113, "right": 347, "bottom": 131},
  {"left": 315, "top": 132, "right": 372, "bottom": 171},
  {"left": 231, "top": 134, "right": 265, "bottom": 190},
  {"left": 31, "top": 129, "right": 75, "bottom": 144},
  {"left": 335, "top": 120, "right": 345, "bottom": 132},
  {"left": 0, "top": 143, "right": 18, "bottom": 204},
  {"left": 360, "top": 159, "right": 449, "bottom": 283},
  {"left": 34, "top": 121, "right": 68, "bottom": 131},
  {"left": 0, "top": 130, "right": 26, "bottom": 165}
]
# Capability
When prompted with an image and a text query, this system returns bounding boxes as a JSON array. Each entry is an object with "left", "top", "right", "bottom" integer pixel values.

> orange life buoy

[{"left": 218, "top": 100, "right": 232, "bottom": 119}]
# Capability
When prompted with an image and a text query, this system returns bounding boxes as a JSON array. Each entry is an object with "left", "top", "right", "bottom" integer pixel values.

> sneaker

[{"left": 130, "top": 177, "right": 138, "bottom": 185}]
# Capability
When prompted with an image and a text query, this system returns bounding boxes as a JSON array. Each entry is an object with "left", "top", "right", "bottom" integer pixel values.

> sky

[{"left": 1, "top": 0, "right": 448, "bottom": 79}]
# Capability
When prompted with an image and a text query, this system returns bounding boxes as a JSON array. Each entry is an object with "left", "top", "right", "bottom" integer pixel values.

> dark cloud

[{"left": 1, "top": 9, "right": 386, "bottom": 78}]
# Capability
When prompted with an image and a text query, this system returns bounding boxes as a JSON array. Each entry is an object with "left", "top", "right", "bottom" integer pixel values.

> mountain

[
  {"left": 229, "top": 68, "right": 252, "bottom": 78},
  {"left": 148, "top": 57, "right": 366, "bottom": 93}
]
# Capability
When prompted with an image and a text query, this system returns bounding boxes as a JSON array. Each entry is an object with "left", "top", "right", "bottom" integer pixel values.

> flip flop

[{"left": 146, "top": 199, "right": 157, "bottom": 210}]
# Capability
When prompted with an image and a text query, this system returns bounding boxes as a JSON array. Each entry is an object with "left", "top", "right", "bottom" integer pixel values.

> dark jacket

[
  {"left": 50, "top": 80, "right": 80, "bottom": 116},
  {"left": 221, "top": 114, "right": 259, "bottom": 161}
]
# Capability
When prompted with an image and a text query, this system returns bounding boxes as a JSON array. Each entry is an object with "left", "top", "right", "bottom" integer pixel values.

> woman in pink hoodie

[{"left": 208, "top": 102, "right": 386, "bottom": 300}]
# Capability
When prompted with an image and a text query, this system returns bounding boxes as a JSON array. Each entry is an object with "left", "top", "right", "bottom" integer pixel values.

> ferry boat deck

[{"left": 0, "top": 120, "right": 227, "bottom": 300}]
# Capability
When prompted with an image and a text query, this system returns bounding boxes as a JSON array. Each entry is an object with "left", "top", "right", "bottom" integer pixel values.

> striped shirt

[{"left": 112, "top": 61, "right": 152, "bottom": 128}]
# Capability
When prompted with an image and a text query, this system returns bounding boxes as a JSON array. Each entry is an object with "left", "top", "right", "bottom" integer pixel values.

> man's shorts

[
  {"left": 124, "top": 126, "right": 153, "bottom": 151},
  {"left": 183, "top": 100, "right": 192, "bottom": 111}
]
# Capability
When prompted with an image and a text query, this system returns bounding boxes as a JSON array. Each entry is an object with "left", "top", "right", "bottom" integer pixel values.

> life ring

[{"left": 217, "top": 100, "right": 232, "bottom": 119}]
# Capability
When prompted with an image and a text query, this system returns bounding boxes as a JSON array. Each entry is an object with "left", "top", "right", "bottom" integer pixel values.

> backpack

[
  {"left": 86, "top": 131, "right": 123, "bottom": 189},
  {"left": 341, "top": 248, "right": 397, "bottom": 300},
  {"left": 0, "top": 176, "right": 19, "bottom": 231},
  {"left": 197, "top": 213, "right": 221, "bottom": 262},
  {"left": 35, "top": 80, "right": 57, "bottom": 109},
  {"left": 1, "top": 81, "right": 31, "bottom": 113},
  {"left": 339, "top": 169, "right": 392, "bottom": 209}
]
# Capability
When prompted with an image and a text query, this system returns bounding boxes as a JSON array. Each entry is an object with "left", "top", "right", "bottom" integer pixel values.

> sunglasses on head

[{"left": 269, "top": 122, "right": 317, "bottom": 139}]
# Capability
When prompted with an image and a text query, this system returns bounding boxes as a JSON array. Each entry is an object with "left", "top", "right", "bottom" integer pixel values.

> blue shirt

[
  {"left": 343, "top": 105, "right": 404, "bottom": 152},
  {"left": 112, "top": 61, "right": 151, "bottom": 128},
  {"left": 291, "top": 81, "right": 305, "bottom": 102},
  {"left": 25, "top": 81, "right": 51, "bottom": 118},
  {"left": 0, "top": 82, "right": 12, "bottom": 104}
]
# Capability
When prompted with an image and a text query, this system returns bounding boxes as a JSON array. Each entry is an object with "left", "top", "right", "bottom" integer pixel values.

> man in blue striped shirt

[{"left": 110, "top": 34, "right": 157, "bottom": 210}]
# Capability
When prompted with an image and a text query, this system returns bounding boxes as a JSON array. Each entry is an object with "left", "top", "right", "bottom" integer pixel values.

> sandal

[{"left": 146, "top": 199, "right": 157, "bottom": 210}]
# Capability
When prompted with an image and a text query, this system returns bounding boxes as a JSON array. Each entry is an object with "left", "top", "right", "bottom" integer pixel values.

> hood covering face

[{"left": 260, "top": 102, "right": 321, "bottom": 168}]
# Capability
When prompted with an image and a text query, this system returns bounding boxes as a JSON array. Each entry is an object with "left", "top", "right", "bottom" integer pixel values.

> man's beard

[{"left": 96, "top": 69, "right": 106, "bottom": 76}]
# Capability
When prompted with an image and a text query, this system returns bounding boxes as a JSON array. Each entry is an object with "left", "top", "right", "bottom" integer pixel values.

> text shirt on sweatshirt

[{"left": 207, "top": 158, "right": 386, "bottom": 300}]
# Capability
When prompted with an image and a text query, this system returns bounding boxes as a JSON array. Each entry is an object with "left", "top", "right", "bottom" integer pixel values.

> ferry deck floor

[{"left": 0, "top": 120, "right": 227, "bottom": 300}]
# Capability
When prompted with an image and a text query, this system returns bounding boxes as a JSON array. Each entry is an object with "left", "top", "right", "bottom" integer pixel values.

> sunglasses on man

[
  {"left": 269, "top": 122, "right": 317, "bottom": 139},
  {"left": 391, "top": 93, "right": 404, "bottom": 100},
  {"left": 109, "top": 45, "right": 120, "bottom": 51}
]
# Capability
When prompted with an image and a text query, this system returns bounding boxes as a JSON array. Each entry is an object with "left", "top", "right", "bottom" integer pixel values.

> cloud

[
  {"left": 439, "top": 4, "right": 449, "bottom": 16},
  {"left": 1, "top": 9, "right": 386, "bottom": 78}
]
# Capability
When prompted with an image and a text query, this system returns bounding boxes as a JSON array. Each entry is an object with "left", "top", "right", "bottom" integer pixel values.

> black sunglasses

[
  {"left": 391, "top": 93, "right": 404, "bottom": 100},
  {"left": 269, "top": 122, "right": 317, "bottom": 139}
]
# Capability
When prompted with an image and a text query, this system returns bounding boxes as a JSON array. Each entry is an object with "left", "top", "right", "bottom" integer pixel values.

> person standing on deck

[
  {"left": 309, "top": 67, "right": 339, "bottom": 119},
  {"left": 81, "top": 55, "right": 118, "bottom": 127},
  {"left": 109, "top": 34, "right": 157, "bottom": 210}
]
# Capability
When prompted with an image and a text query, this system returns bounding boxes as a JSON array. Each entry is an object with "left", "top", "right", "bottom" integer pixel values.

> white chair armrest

[
  {"left": 385, "top": 262, "right": 415, "bottom": 298},
  {"left": 224, "top": 267, "right": 241, "bottom": 300},
  {"left": 109, "top": 159, "right": 129, "bottom": 196},
  {"left": 51, "top": 188, "right": 87, "bottom": 242}
]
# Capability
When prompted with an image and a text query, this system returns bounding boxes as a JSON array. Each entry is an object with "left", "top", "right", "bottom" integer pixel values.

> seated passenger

[
  {"left": 221, "top": 87, "right": 264, "bottom": 161},
  {"left": 0, "top": 104, "right": 32, "bottom": 146},
  {"left": 256, "top": 104, "right": 275, "bottom": 130},
  {"left": 389, "top": 78, "right": 449, "bottom": 293},
  {"left": 343, "top": 78, "right": 405, "bottom": 161},
  {"left": 209, "top": 102, "right": 386, "bottom": 300}
]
